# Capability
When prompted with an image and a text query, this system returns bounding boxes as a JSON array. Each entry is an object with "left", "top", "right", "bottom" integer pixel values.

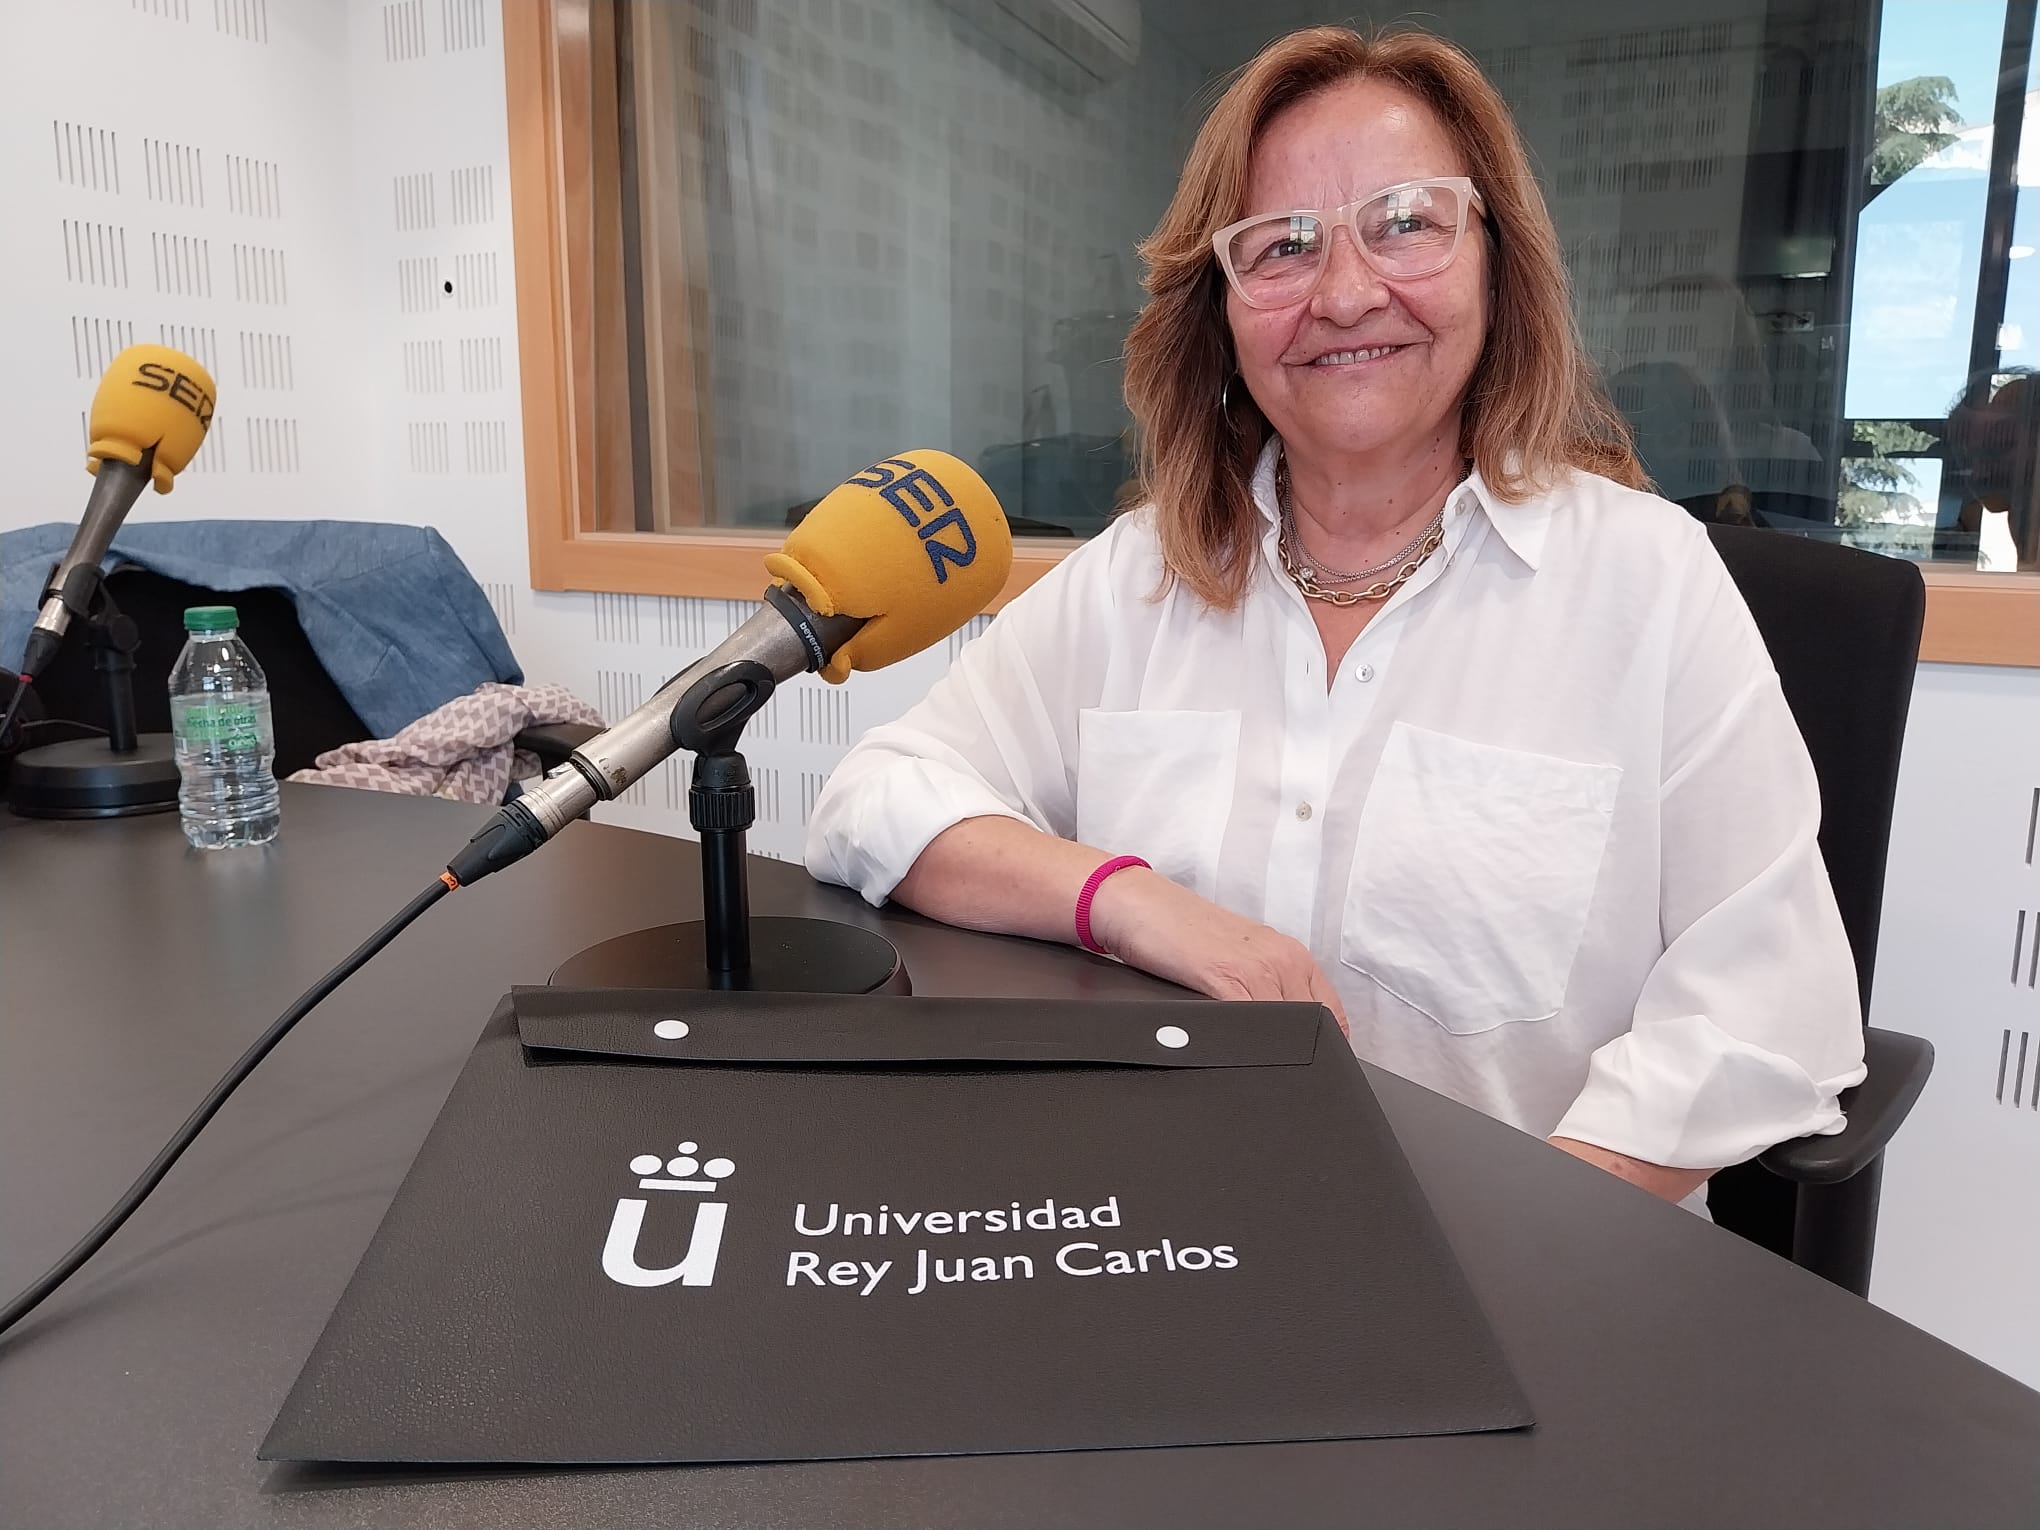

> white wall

[
  {"left": 1866, "top": 663, "right": 2040, "bottom": 1387},
  {"left": 2, "top": 0, "right": 2037, "bottom": 1385},
  {"left": 0, "top": 0, "right": 362, "bottom": 521}
]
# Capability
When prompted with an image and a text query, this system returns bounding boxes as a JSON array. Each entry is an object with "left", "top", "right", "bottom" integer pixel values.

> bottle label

[{"left": 178, "top": 701, "right": 263, "bottom": 749}]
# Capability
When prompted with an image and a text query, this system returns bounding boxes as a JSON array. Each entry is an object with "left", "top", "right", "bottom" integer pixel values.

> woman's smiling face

[{"left": 1226, "top": 77, "right": 1489, "bottom": 466}]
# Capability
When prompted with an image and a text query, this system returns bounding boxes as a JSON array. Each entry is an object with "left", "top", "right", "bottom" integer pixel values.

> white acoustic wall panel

[
  {"left": 0, "top": 0, "right": 362, "bottom": 535},
  {"left": 1865, "top": 663, "right": 2040, "bottom": 1389}
]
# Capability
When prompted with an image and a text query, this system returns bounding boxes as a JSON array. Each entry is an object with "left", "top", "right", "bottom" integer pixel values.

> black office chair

[
  {"left": 1702, "top": 524, "right": 1935, "bottom": 1297},
  {"left": 24, "top": 566, "right": 595, "bottom": 783}
]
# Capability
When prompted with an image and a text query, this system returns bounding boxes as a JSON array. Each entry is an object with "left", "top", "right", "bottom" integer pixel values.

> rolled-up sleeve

[
  {"left": 1552, "top": 532, "right": 1868, "bottom": 1168},
  {"left": 804, "top": 527, "right": 1118, "bottom": 905}
]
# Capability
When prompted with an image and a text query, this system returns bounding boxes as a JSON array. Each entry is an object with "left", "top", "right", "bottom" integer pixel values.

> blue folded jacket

[{"left": 1, "top": 520, "right": 522, "bottom": 739}]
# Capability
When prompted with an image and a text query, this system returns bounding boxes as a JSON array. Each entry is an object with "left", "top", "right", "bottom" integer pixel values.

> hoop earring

[{"left": 1219, "top": 372, "right": 1243, "bottom": 426}]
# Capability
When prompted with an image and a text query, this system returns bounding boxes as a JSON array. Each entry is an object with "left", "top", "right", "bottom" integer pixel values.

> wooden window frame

[
  {"left": 504, "top": 0, "right": 1067, "bottom": 611},
  {"left": 502, "top": 0, "right": 2038, "bottom": 660}
]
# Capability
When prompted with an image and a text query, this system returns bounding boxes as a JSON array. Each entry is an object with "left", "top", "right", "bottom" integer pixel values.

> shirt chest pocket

[
  {"left": 1341, "top": 723, "right": 1621, "bottom": 1034},
  {"left": 1076, "top": 709, "right": 1240, "bottom": 902}
]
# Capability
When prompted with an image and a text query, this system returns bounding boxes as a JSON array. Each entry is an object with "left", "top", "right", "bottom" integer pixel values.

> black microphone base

[
  {"left": 550, "top": 916, "right": 911, "bottom": 994},
  {"left": 7, "top": 733, "right": 180, "bottom": 818}
]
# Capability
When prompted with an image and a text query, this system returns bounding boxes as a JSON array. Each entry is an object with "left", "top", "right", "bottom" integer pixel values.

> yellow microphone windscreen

[
  {"left": 763, "top": 450, "right": 1014, "bottom": 683},
  {"left": 87, "top": 345, "right": 217, "bottom": 494}
]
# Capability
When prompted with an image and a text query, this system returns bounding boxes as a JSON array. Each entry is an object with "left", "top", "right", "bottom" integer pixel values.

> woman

[{"left": 807, "top": 28, "right": 1865, "bottom": 1206}]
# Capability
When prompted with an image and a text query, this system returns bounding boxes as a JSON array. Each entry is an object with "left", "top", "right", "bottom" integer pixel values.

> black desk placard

[{"left": 262, "top": 989, "right": 1532, "bottom": 1464}]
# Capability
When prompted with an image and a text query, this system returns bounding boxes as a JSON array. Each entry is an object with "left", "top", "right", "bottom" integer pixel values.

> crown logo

[
  {"left": 604, "top": 1138, "right": 736, "bottom": 1288},
  {"left": 627, "top": 1141, "right": 735, "bottom": 1195}
]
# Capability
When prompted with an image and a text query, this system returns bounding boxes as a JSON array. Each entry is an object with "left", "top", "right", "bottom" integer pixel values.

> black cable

[
  {"left": 0, "top": 875, "right": 455, "bottom": 1339},
  {"left": 0, "top": 674, "right": 32, "bottom": 751}
]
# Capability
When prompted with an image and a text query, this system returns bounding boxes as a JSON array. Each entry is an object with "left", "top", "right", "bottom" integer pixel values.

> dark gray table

[{"left": 3, "top": 783, "right": 2037, "bottom": 1529}]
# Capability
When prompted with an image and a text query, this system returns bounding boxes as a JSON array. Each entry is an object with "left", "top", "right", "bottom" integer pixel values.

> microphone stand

[
  {"left": 7, "top": 564, "right": 180, "bottom": 818},
  {"left": 549, "top": 659, "right": 910, "bottom": 995},
  {"left": 676, "top": 659, "right": 773, "bottom": 983},
  {"left": 691, "top": 748, "right": 758, "bottom": 980}
]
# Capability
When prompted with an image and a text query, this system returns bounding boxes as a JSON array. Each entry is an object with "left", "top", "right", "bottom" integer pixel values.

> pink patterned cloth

[{"left": 288, "top": 682, "right": 605, "bottom": 805}]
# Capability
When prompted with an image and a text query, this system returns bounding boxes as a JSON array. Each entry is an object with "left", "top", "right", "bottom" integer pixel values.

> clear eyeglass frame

[{"left": 1212, "top": 176, "right": 1487, "bottom": 309}]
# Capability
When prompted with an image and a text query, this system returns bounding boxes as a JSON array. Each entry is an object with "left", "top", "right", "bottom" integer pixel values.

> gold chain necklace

[
  {"left": 1276, "top": 457, "right": 1451, "bottom": 606},
  {"left": 1277, "top": 526, "right": 1444, "bottom": 604}
]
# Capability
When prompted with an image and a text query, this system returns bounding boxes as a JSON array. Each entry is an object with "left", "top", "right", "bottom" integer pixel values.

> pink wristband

[{"left": 1075, "top": 855, "right": 1151, "bottom": 955}]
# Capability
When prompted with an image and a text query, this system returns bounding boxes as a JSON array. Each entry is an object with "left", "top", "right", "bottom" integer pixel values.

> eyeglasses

[{"left": 1212, "top": 177, "right": 1486, "bottom": 310}]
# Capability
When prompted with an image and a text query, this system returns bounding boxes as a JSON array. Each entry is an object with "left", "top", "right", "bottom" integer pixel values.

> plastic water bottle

[{"left": 168, "top": 605, "right": 280, "bottom": 849}]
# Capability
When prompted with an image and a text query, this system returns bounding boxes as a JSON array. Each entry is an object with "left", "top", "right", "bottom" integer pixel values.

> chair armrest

[
  {"left": 513, "top": 722, "right": 601, "bottom": 771},
  {"left": 1757, "top": 1027, "right": 1934, "bottom": 1185}
]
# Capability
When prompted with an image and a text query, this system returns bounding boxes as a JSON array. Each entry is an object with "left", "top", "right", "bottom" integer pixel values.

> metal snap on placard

[
  {"left": 652, "top": 1019, "right": 690, "bottom": 1041},
  {"left": 1155, "top": 1025, "right": 1190, "bottom": 1049}
]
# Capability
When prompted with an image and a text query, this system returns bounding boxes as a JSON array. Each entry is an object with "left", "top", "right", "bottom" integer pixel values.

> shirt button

[
  {"left": 1355, "top": 663, "right": 1375, "bottom": 682},
  {"left": 1295, "top": 801, "right": 1313, "bottom": 821}
]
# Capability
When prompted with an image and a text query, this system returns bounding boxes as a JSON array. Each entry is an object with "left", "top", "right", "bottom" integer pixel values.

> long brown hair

[{"left": 1123, "top": 27, "right": 1643, "bottom": 608}]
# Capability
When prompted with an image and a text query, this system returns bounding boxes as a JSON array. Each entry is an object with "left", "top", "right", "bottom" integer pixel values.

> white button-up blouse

[{"left": 807, "top": 439, "right": 1868, "bottom": 1170}]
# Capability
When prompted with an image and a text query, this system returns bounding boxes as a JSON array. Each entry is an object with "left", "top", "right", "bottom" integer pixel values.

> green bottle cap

[{"left": 183, "top": 605, "right": 239, "bottom": 632}]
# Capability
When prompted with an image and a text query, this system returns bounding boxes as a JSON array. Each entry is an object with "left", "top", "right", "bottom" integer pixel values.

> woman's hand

[{"left": 1088, "top": 868, "right": 1349, "bottom": 1033}]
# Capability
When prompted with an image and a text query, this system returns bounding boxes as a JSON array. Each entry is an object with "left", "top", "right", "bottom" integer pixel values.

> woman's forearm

[
  {"left": 894, "top": 820, "right": 1352, "bottom": 1027},
  {"left": 891, "top": 815, "right": 1114, "bottom": 944},
  {"left": 1549, "top": 1137, "right": 1713, "bottom": 1203}
]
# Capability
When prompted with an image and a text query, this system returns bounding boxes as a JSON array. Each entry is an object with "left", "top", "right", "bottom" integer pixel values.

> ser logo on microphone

[
  {"left": 133, "top": 361, "right": 216, "bottom": 428},
  {"left": 851, "top": 457, "right": 978, "bottom": 583}
]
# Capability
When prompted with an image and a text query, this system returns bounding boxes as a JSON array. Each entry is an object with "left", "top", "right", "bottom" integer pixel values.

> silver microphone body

[
  {"left": 510, "top": 600, "right": 857, "bottom": 843},
  {"left": 28, "top": 453, "right": 155, "bottom": 651}
]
